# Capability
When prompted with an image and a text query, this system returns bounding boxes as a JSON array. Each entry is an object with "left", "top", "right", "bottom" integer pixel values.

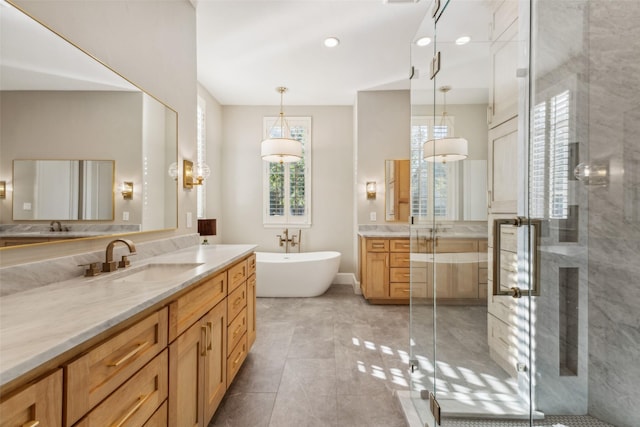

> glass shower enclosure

[{"left": 406, "top": 0, "right": 613, "bottom": 425}]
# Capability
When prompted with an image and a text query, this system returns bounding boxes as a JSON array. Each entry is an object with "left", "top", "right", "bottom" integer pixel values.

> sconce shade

[
  {"left": 121, "top": 181, "right": 134, "bottom": 199},
  {"left": 366, "top": 181, "right": 377, "bottom": 200},
  {"left": 261, "top": 138, "right": 303, "bottom": 163},
  {"left": 0, "top": 181, "right": 5, "bottom": 199},
  {"left": 424, "top": 137, "right": 468, "bottom": 163},
  {"left": 198, "top": 218, "right": 217, "bottom": 236}
]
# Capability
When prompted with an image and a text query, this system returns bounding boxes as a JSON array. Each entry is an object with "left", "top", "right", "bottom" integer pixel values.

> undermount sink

[{"left": 114, "top": 263, "right": 204, "bottom": 283}]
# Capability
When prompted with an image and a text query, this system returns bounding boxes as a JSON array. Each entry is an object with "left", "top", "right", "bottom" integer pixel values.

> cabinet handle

[
  {"left": 403, "top": 274, "right": 411, "bottom": 277},
  {"left": 207, "top": 321, "right": 213, "bottom": 351},
  {"left": 233, "top": 323, "right": 243, "bottom": 339},
  {"left": 372, "top": 243, "right": 385, "bottom": 248},
  {"left": 201, "top": 325, "right": 208, "bottom": 356},
  {"left": 233, "top": 296, "right": 243, "bottom": 308},
  {"left": 111, "top": 393, "right": 152, "bottom": 427},
  {"left": 22, "top": 421, "right": 39, "bottom": 427},
  {"left": 233, "top": 349, "right": 244, "bottom": 367},
  {"left": 109, "top": 341, "right": 150, "bottom": 367}
]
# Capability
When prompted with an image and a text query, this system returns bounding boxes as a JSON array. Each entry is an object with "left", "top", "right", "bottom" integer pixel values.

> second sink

[{"left": 115, "top": 263, "right": 204, "bottom": 283}]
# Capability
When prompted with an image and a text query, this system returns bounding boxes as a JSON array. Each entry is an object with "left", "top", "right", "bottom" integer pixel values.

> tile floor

[{"left": 209, "top": 285, "right": 613, "bottom": 427}]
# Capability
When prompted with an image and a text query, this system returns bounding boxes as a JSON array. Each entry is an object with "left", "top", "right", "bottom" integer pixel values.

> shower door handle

[{"left": 510, "top": 286, "right": 522, "bottom": 299}]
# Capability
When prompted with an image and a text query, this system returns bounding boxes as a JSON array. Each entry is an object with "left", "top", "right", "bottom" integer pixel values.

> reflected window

[
  {"left": 529, "top": 90, "right": 570, "bottom": 219},
  {"left": 410, "top": 116, "right": 459, "bottom": 220},
  {"left": 196, "top": 96, "right": 207, "bottom": 219},
  {"left": 262, "top": 117, "right": 311, "bottom": 226}
]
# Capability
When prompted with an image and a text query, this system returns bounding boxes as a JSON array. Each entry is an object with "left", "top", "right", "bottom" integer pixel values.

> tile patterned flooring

[{"left": 209, "top": 285, "right": 613, "bottom": 427}]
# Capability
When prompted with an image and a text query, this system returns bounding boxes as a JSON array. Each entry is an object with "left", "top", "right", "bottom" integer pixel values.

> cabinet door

[
  {"left": 488, "top": 117, "right": 518, "bottom": 213},
  {"left": 365, "top": 252, "right": 389, "bottom": 298},
  {"left": 451, "top": 261, "right": 480, "bottom": 299},
  {"left": 202, "top": 302, "right": 227, "bottom": 424},
  {"left": 169, "top": 318, "right": 205, "bottom": 427},
  {"left": 0, "top": 369, "right": 62, "bottom": 427},
  {"left": 432, "top": 263, "right": 453, "bottom": 299},
  {"left": 489, "top": 19, "right": 519, "bottom": 128}
]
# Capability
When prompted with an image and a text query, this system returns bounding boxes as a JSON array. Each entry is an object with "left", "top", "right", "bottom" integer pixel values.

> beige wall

[
  {"left": 356, "top": 90, "right": 411, "bottom": 226},
  {"left": 0, "top": 0, "right": 196, "bottom": 267},
  {"left": 198, "top": 83, "right": 224, "bottom": 245},
  {"left": 220, "top": 105, "right": 355, "bottom": 274}
]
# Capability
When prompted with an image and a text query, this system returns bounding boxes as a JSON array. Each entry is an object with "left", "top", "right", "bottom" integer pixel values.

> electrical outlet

[
  {"left": 186, "top": 212, "right": 192, "bottom": 228},
  {"left": 370, "top": 212, "right": 377, "bottom": 221},
  {"left": 23, "top": 202, "right": 32, "bottom": 211},
  {"left": 122, "top": 211, "right": 129, "bottom": 221}
]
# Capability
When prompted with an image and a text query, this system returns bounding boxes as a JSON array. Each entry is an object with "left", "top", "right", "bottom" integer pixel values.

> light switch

[
  {"left": 186, "top": 212, "right": 192, "bottom": 228},
  {"left": 23, "top": 202, "right": 32, "bottom": 211}
]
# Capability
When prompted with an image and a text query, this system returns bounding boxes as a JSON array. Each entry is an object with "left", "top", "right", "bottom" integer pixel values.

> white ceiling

[{"left": 196, "top": 0, "right": 432, "bottom": 105}]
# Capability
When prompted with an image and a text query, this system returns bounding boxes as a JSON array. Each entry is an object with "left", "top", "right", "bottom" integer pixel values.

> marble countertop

[
  {"left": 0, "top": 243, "right": 256, "bottom": 387},
  {"left": 357, "top": 231, "right": 488, "bottom": 239},
  {"left": 0, "top": 231, "right": 109, "bottom": 238}
]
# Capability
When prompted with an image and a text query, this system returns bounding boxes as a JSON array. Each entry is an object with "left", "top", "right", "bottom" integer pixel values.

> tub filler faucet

[{"left": 277, "top": 229, "right": 302, "bottom": 253}]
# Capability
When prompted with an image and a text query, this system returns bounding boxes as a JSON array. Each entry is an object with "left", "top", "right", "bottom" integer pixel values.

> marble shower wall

[{"left": 586, "top": 1, "right": 640, "bottom": 426}]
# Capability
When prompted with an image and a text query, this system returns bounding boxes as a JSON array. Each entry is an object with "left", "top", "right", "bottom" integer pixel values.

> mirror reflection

[
  {"left": 13, "top": 160, "right": 114, "bottom": 221},
  {"left": 0, "top": 2, "right": 178, "bottom": 245}
]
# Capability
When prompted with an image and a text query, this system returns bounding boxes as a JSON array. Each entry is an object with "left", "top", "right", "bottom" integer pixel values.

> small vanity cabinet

[
  {"left": 359, "top": 236, "right": 487, "bottom": 304},
  {"left": 0, "top": 251, "right": 256, "bottom": 427}
]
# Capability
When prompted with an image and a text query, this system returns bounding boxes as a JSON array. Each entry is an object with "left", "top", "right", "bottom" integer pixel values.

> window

[
  {"left": 410, "top": 116, "right": 459, "bottom": 221},
  {"left": 262, "top": 117, "right": 311, "bottom": 226},
  {"left": 529, "top": 89, "right": 571, "bottom": 219},
  {"left": 196, "top": 96, "right": 206, "bottom": 219}
]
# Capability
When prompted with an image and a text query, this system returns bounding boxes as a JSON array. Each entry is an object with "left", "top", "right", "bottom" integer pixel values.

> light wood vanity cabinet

[
  {"left": 0, "top": 369, "right": 63, "bottom": 427},
  {"left": 0, "top": 252, "right": 256, "bottom": 427},
  {"left": 360, "top": 236, "right": 487, "bottom": 304}
]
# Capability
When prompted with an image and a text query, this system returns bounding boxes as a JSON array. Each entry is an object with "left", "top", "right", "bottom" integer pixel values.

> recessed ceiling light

[
  {"left": 416, "top": 37, "right": 432, "bottom": 47},
  {"left": 455, "top": 36, "right": 471, "bottom": 45},
  {"left": 324, "top": 37, "right": 340, "bottom": 48}
]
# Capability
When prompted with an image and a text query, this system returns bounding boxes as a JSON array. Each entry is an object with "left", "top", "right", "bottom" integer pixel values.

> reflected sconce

[
  {"left": 366, "top": 181, "right": 377, "bottom": 200},
  {"left": 0, "top": 181, "right": 5, "bottom": 199},
  {"left": 168, "top": 162, "right": 178, "bottom": 181},
  {"left": 198, "top": 218, "right": 217, "bottom": 245},
  {"left": 183, "top": 159, "right": 210, "bottom": 189},
  {"left": 424, "top": 86, "right": 468, "bottom": 163},
  {"left": 574, "top": 161, "right": 609, "bottom": 186},
  {"left": 261, "top": 87, "right": 303, "bottom": 164},
  {"left": 121, "top": 181, "right": 133, "bottom": 199}
]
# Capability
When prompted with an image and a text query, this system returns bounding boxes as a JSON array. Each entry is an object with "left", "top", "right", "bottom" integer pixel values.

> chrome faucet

[
  {"left": 103, "top": 238, "right": 137, "bottom": 272},
  {"left": 50, "top": 220, "right": 61, "bottom": 232}
]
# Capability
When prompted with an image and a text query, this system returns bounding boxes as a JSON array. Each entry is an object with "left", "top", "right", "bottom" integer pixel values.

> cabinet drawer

[
  {"left": 390, "top": 239, "right": 410, "bottom": 253},
  {"left": 65, "top": 308, "right": 168, "bottom": 426},
  {"left": 142, "top": 401, "right": 167, "bottom": 427},
  {"left": 435, "top": 239, "right": 478, "bottom": 253},
  {"left": 390, "top": 253, "right": 411, "bottom": 268},
  {"left": 366, "top": 239, "right": 389, "bottom": 252},
  {"left": 389, "top": 282, "right": 411, "bottom": 298},
  {"left": 229, "top": 259, "right": 248, "bottom": 293},
  {"left": 390, "top": 267, "right": 411, "bottom": 283},
  {"left": 227, "top": 282, "right": 247, "bottom": 326},
  {"left": 247, "top": 253, "right": 256, "bottom": 277},
  {"left": 169, "top": 271, "right": 227, "bottom": 341},
  {"left": 0, "top": 369, "right": 62, "bottom": 427},
  {"left": 75, "top": 350, "right": 167, "bottom": 427},
  {"left": 227, "top": 334, "right": 248, "bottom": 386},
  {"left": 227, "top": 309, "right": 248, "bottom": 357}
]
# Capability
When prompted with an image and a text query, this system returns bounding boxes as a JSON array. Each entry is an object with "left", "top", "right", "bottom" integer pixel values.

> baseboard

[{"left": 332, "top": 273, "right": 361, "bottom": 295}]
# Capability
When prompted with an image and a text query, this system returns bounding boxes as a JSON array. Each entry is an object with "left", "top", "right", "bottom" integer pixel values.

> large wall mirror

[{"left": 0, "top": 2, "right": 178, "bottom": 245}]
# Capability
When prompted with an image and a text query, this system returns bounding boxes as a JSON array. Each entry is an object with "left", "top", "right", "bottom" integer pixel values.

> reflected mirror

[
  {"left": 13, "top": 160, "right": 114, "bottom": 221},
  {"left": 0, "top": 2, "right": 178, "bottom": 244}
]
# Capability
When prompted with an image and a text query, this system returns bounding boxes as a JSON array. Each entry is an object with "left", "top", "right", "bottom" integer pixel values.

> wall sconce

[
  {"left": 574, "top": 161, "right": 609, "bottom": 186},
  {"left": 366, "top": 181, "right": 377, "bottom": 200},
  {"left": 121, "top": 181, "right": 134, "bottom": 199},
  {"left": 183, "top": 159, "right": 211, "bottom": 189},
  {"left": 198, "top": 218, "right": 217, "bottom": 245},
  {"left": 0, "top": 181, "right": 5, "bottom": 199}
]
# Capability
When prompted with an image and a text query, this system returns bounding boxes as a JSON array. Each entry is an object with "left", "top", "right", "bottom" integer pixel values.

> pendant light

[
  {"left": 424, "top": 86, "right": 468, "bottom": 163},
  {"left": 261, "top": 87, "right": 303, "bottom": 163}
]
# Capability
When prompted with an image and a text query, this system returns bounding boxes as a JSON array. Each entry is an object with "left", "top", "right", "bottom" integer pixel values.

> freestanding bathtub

[{"left": 255, "top": 251, "right": 341, "bottom": 297}]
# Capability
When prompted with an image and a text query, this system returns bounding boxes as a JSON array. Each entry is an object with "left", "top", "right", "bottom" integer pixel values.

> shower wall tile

[{"left": 587, "top": 1, "right": 640, "bottom": 426}]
